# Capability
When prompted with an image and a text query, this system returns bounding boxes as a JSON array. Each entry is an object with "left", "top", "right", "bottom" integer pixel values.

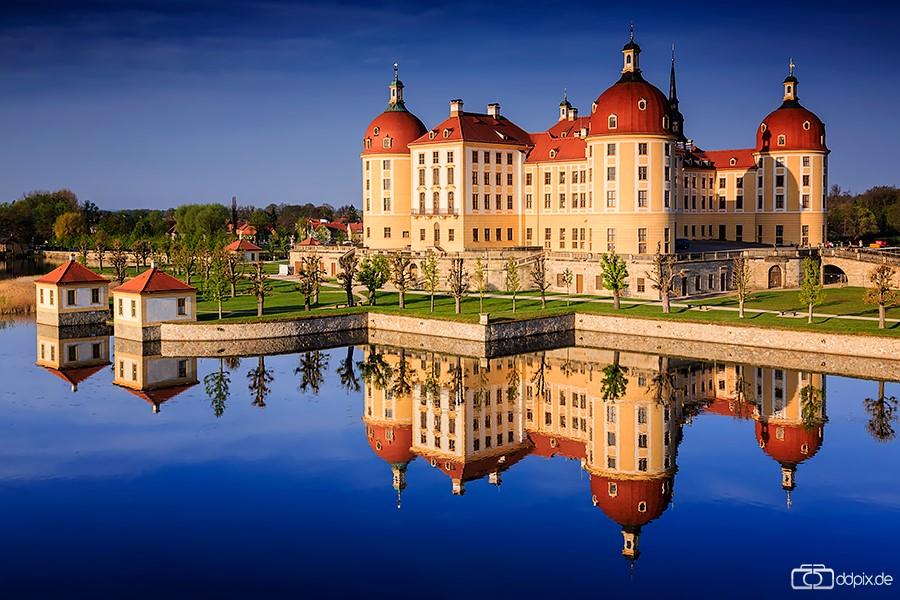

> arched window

[
  {"left": 382, "top": 136, "right": 392, "bottom": 149},
  {"left": 419, "top": 192, "right": 426, "bottom": 213},
  {"left": 549, "top": 149, "right": 557, "bottom": 159},
  {"left": 442, "top": 128, "right": 451, "bottom": 138},
  {"left": 637, "top": 98, "right": 647, "bottom": 111},
  {"left": 364, "top": 138, "right": 372, "bottom": 149},
  {"left": 432, "top": 191, "right": 440, "bottom": 213},
  {"left": 777, "top": 134, "right": 786, "bottom": 146},
  {"left": 448, "top": 191, "right": 455, "bottom": 213},
  {"left": 803, "top": 121, "right": 811, "bottom": 130},
  {"left": 608, "top": 114, "right": 618, "bottom": 129},
  {"left": 760, "top": 123, "right": 767, "bottom": 132},
  {"left": 730, "top": 158, "right": 737, "bottom": 166},
  {"left": 428, "top": 130, "right": 437, "bottom": 140},
  {"left": 372, "top": 126, "right": 380, "bottom": 136}
]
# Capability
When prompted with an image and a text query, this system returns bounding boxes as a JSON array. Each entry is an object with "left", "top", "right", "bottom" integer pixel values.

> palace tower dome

[
  {"left": 756, "top": 61, "right": 827, "bottom": 153},
  {"left": 362, "top": 64, "right": 427, "bottom": 155}
]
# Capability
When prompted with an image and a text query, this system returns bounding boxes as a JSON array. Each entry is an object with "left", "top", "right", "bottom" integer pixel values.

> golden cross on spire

[
  {"left": 789, "top": 58, "right": 795, "bottom": 77},
  {"left": 393, "top": 62, "right": 399, "bottom": 80},
  {"left": 629, "top": 22, "right": 635, "bottom": 41}
]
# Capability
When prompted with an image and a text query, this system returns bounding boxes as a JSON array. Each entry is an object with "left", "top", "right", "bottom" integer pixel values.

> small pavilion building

[
  {"left": 34, "top": 257, "right": 110, "bottom": 326},
  {"left": 112, "top": 264, "right": 197, "bottom": 341},
  {"left": 224, "top": 238, "right": 264, "bottom": 262}
]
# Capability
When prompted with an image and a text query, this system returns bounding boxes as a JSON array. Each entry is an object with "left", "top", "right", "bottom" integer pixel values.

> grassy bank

[{"left": 0, "top": 275, "right": 38, "bottom": 315}]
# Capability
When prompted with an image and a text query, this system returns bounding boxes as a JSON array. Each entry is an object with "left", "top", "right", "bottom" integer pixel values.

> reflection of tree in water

[
  {"left": 296, "top": 350, "right": 329, "bottom": 395},
  {"left": 506, "top": 358, "right": 521, "bottom": 404},
  {"left": 729, "top": 364, "right": 754, "bottom": 419},
  {"left": 422, "top": 353, "right": 441, "bottom": 407},
  {"left": 601, "top": 351, "right": 629, "bottom": 402},
  {"left": 529, "top": 352, "right": 550, "bottom": 402},
  {"left": 449, "top": 356, "right": 465, "bottom": 406},
  {"left": 357, "top": 345, "right": 393, "bottom": 391},
  {"left": 390, "top": 348, "right": 415, "bottom": 398},
  {"left": 799, "top": 376, "right": 826, "bottom": 430},
  {"left": 472, "top": 360, "right": 488, "bottom": 409},
  {"left": 247, "top": 355, "right": 274, "bottom": 408},
  {"left": 646, "top": 356, "right": 676, "bottom": 406},
  {"left": 336, "top": 346, "right": 360, "bottom": 393},
  {"left": 865, "top": 380, "right": 898, "bottom": 442},
  {"left": 224, "top": 356, "right": 242, "bottom": 371},
  {"left": 204, "top": 357, "right": 231, "bottom": 418}
]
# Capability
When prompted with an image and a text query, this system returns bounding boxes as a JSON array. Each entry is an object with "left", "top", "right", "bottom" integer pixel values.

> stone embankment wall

[
  {"left": 576, "top": 313, "right": 900, "bottom": 360},
  {"left": 160, "top": 312, "right": 368, "bottom": 342}
]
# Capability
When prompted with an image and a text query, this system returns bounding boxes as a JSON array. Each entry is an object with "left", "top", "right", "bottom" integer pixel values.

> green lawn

[
  {"left": 695, "top": 286, "right": 900, "bottom": 320},
  {"left": 197, "top": 279, "right": 349, "bottom": 321}
]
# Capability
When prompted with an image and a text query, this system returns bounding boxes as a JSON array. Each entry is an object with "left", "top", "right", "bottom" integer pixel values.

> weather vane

[
  {"left": 629, "top": 22, "right": 635, "bottom": 41},
  {"left": 789, "top": 57, "right": 795, "bottom": 77}
]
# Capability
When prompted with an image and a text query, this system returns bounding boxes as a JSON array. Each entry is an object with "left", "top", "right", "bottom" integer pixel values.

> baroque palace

[{"left": 361, "top": 32, "right": 828, "bottom": 256}]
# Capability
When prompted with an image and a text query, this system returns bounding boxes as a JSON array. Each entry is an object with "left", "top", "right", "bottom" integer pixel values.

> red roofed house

[
  {"left": 35, "top": 323, "right": 110, "bottom": 392},
  {"left": 34, "top": 256, "right": 110, "bottom": 326},
  {"left": 225, "top": 238, "right": 264, "bottom": 262},
  {"left": 113, "top": 337, "right": 198, "bottom": 413},
  {"left": 111, "top": 264, "right": 197, "bottom": 341}
]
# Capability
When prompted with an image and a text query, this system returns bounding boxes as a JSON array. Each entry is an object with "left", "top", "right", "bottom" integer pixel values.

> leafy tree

[
  {"left": 297, "top": 254, "right": 324, "bottom": 310},
  {"left": 799, "top": 378, "right": 825, "bottom": 430},
  {"left": 864, "top": 264, "right": 898, "bottom": 329},
  {"left": 174, "top": 203, "right": 230, "bottom": 240},
  {"left": 77, "top": 237, "right": 90, "bottom": 265},
  {"left": 247, "top": 355, "right": 273, "bottom": 408},
  {"left": 647, "top": 243, "right": 684, "bottom": 314},
  {"left": 600, "top": 251, "right": 629, "bottom": 309},
  {"left": 446, "top": 258, "right": 469, "bottom": 314},
  {"left": 472, "top": 256, "right": 488, "bottom": 313},
  {"left": 530, "top": 253, "right": 550, "bottom": 309},
  {"left": 731, "top": 253, "right": 752, "bottom": 318},
  {"left": 600, "top": 352, "right": 629, "bottom": 402},
  {"left": 357, "top": 346, "right": 393, "bottom": 390},
  {"left": 206, "top": 252, "right": 229, "bottom": 319},
  {"left": 204, "top": 358, "right": 230, "bottom": 417},
  {"left": 313, "top": 224, "right": 330, "bottom": 245},
  {"left": 503, "top": 257, "right": 520, "bottom": 312},
  {"left": 422, "top": 251, "right": 440, "bottom": 312},
  {"left": 390, "top": 349, "right": 415, "bottom": 397},
  {"left": 389, "top": 252, "right": 415, "bottom": 309},
  {"left": 94, "top": 235, "right": 108, "bottom": 272},
  {"left": 53, "top": 211, "right": 86, "bottom": 244},
  {"left": 247, "top": 262, "right": 272, "bottom": 318},
  {"left": 864, "top": 381, "right": 898, "bottom": 442},
  {"left": 336, "top": 204, "right": 361, "bottom": 222},
  {"left": 337, "top": 250, "right": 359, "bottom": 307},
  {"left": 173, "top": 241, "right": 197, "bottom": 285},
  {"left": 296, "top": 351, "right": 329, "bottom": 395},
  {"left": 222, "top": 251, "right": 244, "bottom": 297},
  {"left": 357, "top": 254, "right": 390, "bottom": 305},
  {"left": 561, "top": 268, "right": 574, "bottom": 306},
  {"left": 798, "top": 257, "right": 823, "bottom": 324},
  {"left": 132, "top": 239, "right": 152, "bottom": 268},
  {"left": 81, "top": 200, "right": 100, "bottom": 229},
  {"left": 110, "top": 239, "right": 129, "bottom": 284}
]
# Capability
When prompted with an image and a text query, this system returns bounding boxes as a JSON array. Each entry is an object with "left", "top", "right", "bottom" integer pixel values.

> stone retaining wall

[
  {"left": 576, "top": 313, "right": 900, "bottom": 360},
  {"left": 159, "top": 312, "right": 368, "bottom": 342}
]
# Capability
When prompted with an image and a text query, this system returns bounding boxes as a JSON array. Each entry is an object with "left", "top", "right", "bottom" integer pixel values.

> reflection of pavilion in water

[
  {"left": 362, "top": 345, "right": 827, "bottom": 562},
  {"left": 35, "top": 324, "right": 110, "bottom": 392},
  {"left": 112, "top": 338, "right": 199, "bottom": 413}
]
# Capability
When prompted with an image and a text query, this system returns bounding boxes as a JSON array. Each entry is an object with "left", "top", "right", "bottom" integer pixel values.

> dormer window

[
  {"left": 428, "top": 130, "right": 437, "bottom": 140},
  {"left": 608, "top": 114, "right": 618, "bottom": 129},
  {"left": 442, "top": 128, "right": 451, "bottom": 138},
  {"left": 549, "top": 149, "right": 557, "bottom": 159},
  {"left": 777, "top": 134, "right": 786, "bottom": 146},
  {"left": 364, "top": 138, "right": 372, "bottom": 149},
  {"left": 638, "top": 501, "right": 647, "bottom": 513},
  {"left": 760, "top": 123, "right": 767, "bottom": 132},
  {"left": 382, "top": 136, "right": 392, "bottom": 149},
  {"left": 372, "top": 126, "right": 380, "bottom": 136},
  {"left": 637, "top": 98, "right": 647, "bottom": 111},
  {"left": 591, "top": 101, "right": 597, "bottom": 113},
  {"left": 730, "top": 158, "right": 737, "bottom": 166},
  {"left": 560, "top": 131, "right": 567, "bottom": 138},
  {"left": 803, "top": 120, "right": 811, "bottom": 130}
]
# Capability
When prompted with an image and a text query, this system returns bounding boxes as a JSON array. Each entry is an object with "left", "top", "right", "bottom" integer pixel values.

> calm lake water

[{"left": 1, "top": 319, "right": 898, "bottom": 598}]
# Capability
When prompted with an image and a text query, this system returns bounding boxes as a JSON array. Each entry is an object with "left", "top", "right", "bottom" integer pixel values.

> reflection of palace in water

[{"left": 361, "top": 344, "right": 827, "bottom": 562}]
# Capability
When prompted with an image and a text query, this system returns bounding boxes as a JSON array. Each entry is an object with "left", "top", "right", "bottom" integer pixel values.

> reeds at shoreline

[{"left": 0, "top": 276, "right": 37, "bottom": 315}]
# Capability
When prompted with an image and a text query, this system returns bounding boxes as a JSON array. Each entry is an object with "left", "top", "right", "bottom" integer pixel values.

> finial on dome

[
  {"left": 393, "top": 62, "right": 399, "bottom": 81},
  {"left": 789, "top": 57, "right": 795, "bottom": 77},
  {"left": 672, "top": 42, "right": 676, "bottom": 63},
  {"left": 629, "top": 22, "right": 635, "bottom": 42},
  {"left": 564, "top": 87, "right": 567, "bottom": 103}
]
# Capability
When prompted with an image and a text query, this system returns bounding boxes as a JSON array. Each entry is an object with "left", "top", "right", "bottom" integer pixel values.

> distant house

[
  {"left": 224, "top": 238, "right": 264, "bottom": 262},
  {"left": 34, "top": 257, "right": 110, "bottom": 327},
  {"left": 112, "top": 265, "right": 197, "bottom": 341},
  {"left": 297, "top": 237, "right": 322, "bottom": 247},
  {"left": 227, "top": 221, "right": 274, "bottom": 245}
]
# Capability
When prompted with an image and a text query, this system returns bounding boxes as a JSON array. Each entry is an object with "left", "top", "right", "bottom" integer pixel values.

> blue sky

[{"left": 1, "top": 0, "right": 898, "bottom": 209}]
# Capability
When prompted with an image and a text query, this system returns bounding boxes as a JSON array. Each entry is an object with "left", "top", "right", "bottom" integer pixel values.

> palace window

[
  {"left": 526, "top": 173, "right": 533, "bottom": 185},
  {"left": 638, "top": 166, "right": 647, "bottom": 180},
  {"left": 638, "top": 142, "right": 648, "bottom": 155},
  {"left": 638, "top": 228, "right": 647, "bottom": 254},
  {"left": 608, "top": 114, "right": 617, "bottom": 129},
  {"left": 607, "top": 143, "right": 616, "bottom": 156},
  {"left": 637, "top": 190, "right": 648, "bottom": 208},
  {"left": 607, "top": 190, "right": 616, "bottom": 207},
  {"left": 525, "top": 194, "right": 533, "bottom": 209},
  {"left": 382, "top": 136, "right": 392, "bottom": 149},
  {"left": 383, "top": 227, "right": 391, "bottom": 238},
  {"left": 607, "top": 166, "right": 616, "bottom": 181},
  {"left": 544, "top": 193, "right": 551, "bottom": 209},
  {"left": 803, "top": 156, "right": 810, "bottom": 167}
]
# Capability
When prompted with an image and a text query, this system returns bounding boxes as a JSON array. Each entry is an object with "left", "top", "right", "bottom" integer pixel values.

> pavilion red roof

[
  {"left": 35, "top": 260, "right": 108, "bottom": 285},
  {"left": 113, "top": 267, "right": 195, "bottom": 294}
]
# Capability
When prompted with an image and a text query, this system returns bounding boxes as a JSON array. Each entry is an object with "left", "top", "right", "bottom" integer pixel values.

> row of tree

[{"left": 827, "top": 185, "right": 900, "bottom": 242}]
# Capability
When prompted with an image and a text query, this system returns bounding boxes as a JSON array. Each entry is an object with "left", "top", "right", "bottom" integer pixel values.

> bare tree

[
  {"left": 94, "top": 237, "right": 107, "bottom": 273},
  {"left": 731, "top": 253, "right": 752, "bottom": 318},
  {"left": 297, "top": 255, "right": 321, "bottom": 311},
  {"left": 132, "top": 239, "right": 152, "bottom": 268},
  {"left": 504, "top": 257, "right": 520, "bottom": 313},
  {"left": 337, "top": 250, "right": 359, "bottom": 307},
  {"left": 561, "top": 268, "right": 574, "bottom": 306},
  {"left": 530, "top": 253, "right": 550, "bottom": 309},
  {"left": 864, "top": 264, "right": 898, "bottom": 329},
  {"left": 222, "top": 251, "right": 244, "bottom": 298},
  {"left": 446, "top": 257, "right": 469, "bottom": 314},
  {"left": 422, "top": 251, "right": 440, "bottom": 312},
  {"left": 389, "top": 252, "right": 415, "bottom": 309},
  {"left": 647, "top": 243, "right": 684, "bottom": 314},
  {"left": 77, "top": 238, "right": 90, "bottom": 265}
]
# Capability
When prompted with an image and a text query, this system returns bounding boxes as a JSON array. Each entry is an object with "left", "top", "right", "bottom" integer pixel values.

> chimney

[
  {"left": 449, "top": 99, "right": 464, "bottom": 117},
  {"left": 567, "top": 106, "right": 578, "bottom": 121},
  {"left": 487, "top": 102, "right": 500, "bottom": 118}
]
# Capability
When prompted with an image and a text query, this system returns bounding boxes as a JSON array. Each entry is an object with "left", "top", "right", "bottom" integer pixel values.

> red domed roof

[
  {"left": 756, "top": 104, "right": 826, "bottom": 153},
  {"left": 366, "top": 423, "right": 415, "bottom": 465},
  {"left": 755, "top": 420, "right": 823, "bottom": 465},
  {"left": 590, "top": 76, "right": 673, "bottom": 137},
  {"left": 362, "top": 110, "right": 426, "bottom": 156},
  {"left": 590, "top": 473, "right": 673, "bottom": 528}
]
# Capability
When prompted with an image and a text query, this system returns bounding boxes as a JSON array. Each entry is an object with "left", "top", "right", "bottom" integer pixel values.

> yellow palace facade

[{"left": 362, "top": 34, "right": 829, "bottom": 254}]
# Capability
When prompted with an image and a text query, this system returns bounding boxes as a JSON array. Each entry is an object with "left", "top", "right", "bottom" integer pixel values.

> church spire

[
  {"left": 782, "top": 58, "right": 799, "bottom": 105},
  {"left": 669, "top": 43, "right": 679, "bottom": 109}
]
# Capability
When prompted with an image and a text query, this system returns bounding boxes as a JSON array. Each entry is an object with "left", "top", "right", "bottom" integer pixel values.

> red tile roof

[
  {"left": 590, "top": 473, "right": 673, "bottom": 527},
  {"left": 545, "top": 116, "right": 591, "bottom": 138},
  {"left": 297, "top": 237, "right": 321, "bottom": 246},
  {"left": 43, "top": 364, "right": 106, "bottom": 388},
  {"left": 123, "top": 383, "right": 197, "bottom": 407},
  {"left": 698, "top": 148, "right": 757, "bottom": 170},
  {"left": 410, "top": 112, "right": 533, "bottom": 147},
  {"left": 529, "top": 431, "right": 587, "bottom": 459},
  {"left": 113, "top": 267, "right": 196, "bottom": 294},
  {"left": 225, "top": 239, "right": 263, "bottom": 252},
  {"left": 526, "top": 132, "right": 587, "bottom": 163},
  {"left": 35, "top": 260, "right": 108, "bottom": 285}
]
